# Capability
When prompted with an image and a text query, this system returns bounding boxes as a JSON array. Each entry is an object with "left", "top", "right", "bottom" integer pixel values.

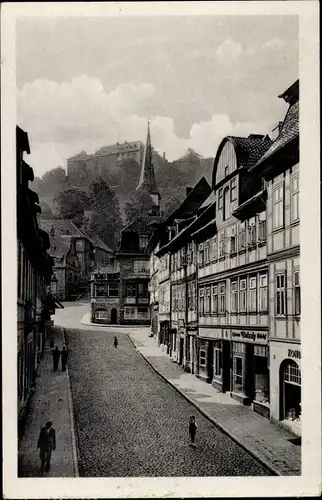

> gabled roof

[
  {"left": 122, "top": 214, "right": 161, "bottom": 234},
  {"left": 90, "top": 234, "right": 114, "bottom": 254},
  {"left": 40, "top": 219, "right": 89, "bottom": 239}
]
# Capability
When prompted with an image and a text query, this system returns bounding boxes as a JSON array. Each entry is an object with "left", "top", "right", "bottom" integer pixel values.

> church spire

[{"left": 137, "top": 122, "right": 160, "bottom": 205}]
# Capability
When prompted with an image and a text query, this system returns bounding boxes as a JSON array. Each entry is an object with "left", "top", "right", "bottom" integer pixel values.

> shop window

[
  {"left": 239, "top": 222, "right": 246, "bottom": 251},
  {"left": 259, "top": 274, "right": 268, "bottom": 311},
  {"left": 205, "top": 287, "right": 211, "bottom": 314},
  {"left": 254, "top": 346, "right": 269, "bottom": 404},
  {"left": 273, "top": 184, "right": 284, "bottom": 230},
  {"left": 276, "top": 273, "right": 286, "bottom": 316},
  {"left": 204, "top": 240, "right": 210, "bottom": 264},
  {"left": 249, "top": 277, "right": 257, "bottom": 312},
  {"left": 199, "top": 349, "right": 206, "bottom": 367},
  {"left": 211, "top": 235, "right": 217, "bottom": 261},
  {"left": 291, "top": 176, "right": 299, "bottom": 222},
  {"left": 211, "top": 286, "right": 218, "bottom": 314},
  {"left": 214, "top": 341, "right": 222, "bottom": 377},
  {"left": 199, "top": 288, "right": 205, "bottom": 316},
  {"left": 219, "top": 283, "right": 226, "bottom": 314},
  {"left": 233, "top": 356, "right": 243, "bottom": 393},
  {"left": 231, "top": 281, "right": 237, "bottom": 312},
  {"left": 230, "top": 178, "right": 236, "bottom": 202},
  {"left": 239, "top": 279, "right": 247, "bottom": 312},
  {"left": 293, "top": 270, "right": 301, "bottom": 316},
  {"left": 281, "top": 360, "right": 301, "bottom": 421}
]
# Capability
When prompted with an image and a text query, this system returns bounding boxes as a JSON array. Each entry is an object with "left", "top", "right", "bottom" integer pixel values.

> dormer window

[{"left": 139, "top": 235, "right": 148, "bottom": 249}]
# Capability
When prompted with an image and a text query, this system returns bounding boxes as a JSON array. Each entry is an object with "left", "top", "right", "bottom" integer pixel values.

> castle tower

[{"left": 136, "top": 122, "right": 161, "bottom": 213}]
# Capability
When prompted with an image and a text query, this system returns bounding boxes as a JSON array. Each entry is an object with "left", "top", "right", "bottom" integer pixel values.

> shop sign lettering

[
  {"left": 288, "top": 349, "right": 301, "bottom": 359},
  {"left": 231, "top": 330, "right": 268, "bottom": 344}
]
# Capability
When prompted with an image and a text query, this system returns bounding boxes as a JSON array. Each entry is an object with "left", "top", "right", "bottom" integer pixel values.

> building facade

[
  {"left": 48, "top": 236, "right": 80, "bottom": 301},
  {"left": 17, "top": 126, "right": 54, "bottom": 437}
]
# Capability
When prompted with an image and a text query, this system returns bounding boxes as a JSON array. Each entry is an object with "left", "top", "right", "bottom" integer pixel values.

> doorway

[
  {"left": 179, "top": 338, "right": 184, "bottom": 365},
  {"left": 245, "top": 344, "right": 255, "bottom": 401},
  {"left": 111, "top": 308, "right": 117, "bottom": 324},
  {"left": 279, "top": 360, "right": 301, "bottom": 421},
  {"left": 207, "top": 342, "right": 214, "bottom": 382},
  {"left": 222, "top": 340, "right": 231, "bottom": 392}
]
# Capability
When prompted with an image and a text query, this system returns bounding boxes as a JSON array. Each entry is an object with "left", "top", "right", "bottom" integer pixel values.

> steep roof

[
  {"left": 136, "top": 123, "right": 159, "bottom": 196},
  {"left": 90, "top": 233, "right": 114, "bottom": 254},
  {"left": 40, "top": 219, "right": 89, "bottom": 239},
  {"left": 227, "top": 135, "right": 273, "bottom": 169},
  {"left": 48, "top": 237, "right": 71, "bottom": 258},
  {"left": 122, "top": 214, "right": 161, "bottom": 234}
]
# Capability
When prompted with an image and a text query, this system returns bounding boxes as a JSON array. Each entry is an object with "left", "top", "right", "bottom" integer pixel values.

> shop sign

[
  {"left": 198, "top": 328, "right": 222, "bottom": 340},
  {"left": 231, "top": 330, "right": 268, "bottom": 344},
  {"left": 288, "top": 348, "right": 301, "bottom": 359}
]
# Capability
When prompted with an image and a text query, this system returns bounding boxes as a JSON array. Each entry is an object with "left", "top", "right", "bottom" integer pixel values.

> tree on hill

[
  {"left": 42, "top": 166, "right": 66, "bottom": 182},
  {"left": 55, "top": 188, "right": 90, "bottom": 227},
  {"left": 83, "top": 178, "right": 123, "bottom": 249}
]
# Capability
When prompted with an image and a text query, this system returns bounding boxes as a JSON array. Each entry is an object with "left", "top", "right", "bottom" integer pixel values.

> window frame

[
  {"left": 275, "top": 272, "right": 286, "bottom": 316},
  {"left": 231, "top": 280, "right": 237, "bottom": 313},
  {"left": 273, "top": 183, "right": 284, "bottom": 230},
  {"left": 291, "top": 175, "right": 300, "bottom": 222},
  {"left": 219, "top": 283, "right": 226, "bottom": 314},
  {"left": 249, "top": 276, "right": 257, "bottom": 312},
  {"left": 211, "top": 285, "right": 218, "bottom": 314},
  {"left": 259, "top": 274, "right": 268, "bottom": 312},
  {"left": 239, "top": 278, "right": 247, "bottom": 312},
  {"left": 293, "top": 269, "right": 301, "bottom": 316}
]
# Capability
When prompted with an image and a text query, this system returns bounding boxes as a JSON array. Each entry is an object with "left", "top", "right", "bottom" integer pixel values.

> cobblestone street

[{"left": 65, "top": 326, "right": 272, "bottom": 477}]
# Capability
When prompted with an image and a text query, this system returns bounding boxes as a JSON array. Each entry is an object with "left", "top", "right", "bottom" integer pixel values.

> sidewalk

[
  {"left": 18, "top": 326, "right": 78, "bottom": 477},
  {"left": 129, "top": 329, "right": 301, "bottom": 476}
]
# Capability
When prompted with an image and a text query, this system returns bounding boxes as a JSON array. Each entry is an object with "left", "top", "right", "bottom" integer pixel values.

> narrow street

[{"left": 58, "top": 305, "right": 272, "bottom": 477}]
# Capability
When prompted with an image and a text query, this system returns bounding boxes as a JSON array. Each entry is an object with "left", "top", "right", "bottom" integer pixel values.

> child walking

[{"left": 189, "top": 415, "right": 197, "bottom": 447}]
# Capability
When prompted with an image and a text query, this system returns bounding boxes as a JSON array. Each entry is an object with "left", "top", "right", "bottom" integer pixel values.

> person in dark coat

[
  {"left": 114, "top": 336, "right": 118, "bottom": 348},
  {"left": 60, "top": 345, "right": 68, "bottom": 371},
  {"left": 189, "top": 415, "right": 197, "bottom": 447},
  {"left": 52, "top": 346, "right": 60, "bottom": 371},
  {"left": 37, "top": 421, "right": 56, "bottom": 473}
]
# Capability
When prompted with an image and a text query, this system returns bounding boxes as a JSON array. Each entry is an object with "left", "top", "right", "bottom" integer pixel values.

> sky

[{"left": 16, "top": 15, "right": 299, "bottom": 177}]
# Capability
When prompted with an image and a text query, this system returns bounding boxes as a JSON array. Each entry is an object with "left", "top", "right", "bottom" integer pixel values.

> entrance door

[
  {"left": 207, "top": 342, "right": 214, "bottom": 382},
  {"left": 222, "top": 341, "right": 231, "bottom": 392},
  {"left": 111, "top": 308, "right": 117, "bottom": 324},
  {"left": 245, "top": 344, "right": 255, "bottom": 400},
  {"left": 280, "top": 360, "right": 301, "bottom": 420}
]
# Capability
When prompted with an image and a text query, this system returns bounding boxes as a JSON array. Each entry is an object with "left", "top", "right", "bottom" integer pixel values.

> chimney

[
  {"left": 270, "top": 122, "right": 283, "bottom": 141},
  {"left": 186, "top": 187, "right": 193, "bottom": 197}
]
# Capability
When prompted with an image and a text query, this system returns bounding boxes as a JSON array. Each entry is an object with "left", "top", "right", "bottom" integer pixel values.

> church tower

[{"left": 136, "top": 122, "right": 161, "bottom": 214}]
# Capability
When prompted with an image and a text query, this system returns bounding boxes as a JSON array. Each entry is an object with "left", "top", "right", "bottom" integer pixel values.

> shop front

[
  {"left": 227, "top": 329, "right": 269, "bottom": 417},
  {"left": 197, "top": 327, "right": 225, "bottom": 387},
  {"left": 270, "top": 341, "right": 301, "bottom": 436}
]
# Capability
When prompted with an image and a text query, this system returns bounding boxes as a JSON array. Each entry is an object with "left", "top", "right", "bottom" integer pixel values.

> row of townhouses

[
  {"left": 149, "top": 80, "right": 300, "bottom": 436},
  {"left": 17, "top": 126, "right": 56, "bottom": 439}
]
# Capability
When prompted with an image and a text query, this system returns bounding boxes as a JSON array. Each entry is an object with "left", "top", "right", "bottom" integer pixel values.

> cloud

[
  {"left": 262, "top": 38, "right": 285, "bottom": 51},
  {"left": 216, "top": 39, "right": 243, "bottom": 62},
  {"left": 18, "top": 75, "right": 273, "bottom": 176}
]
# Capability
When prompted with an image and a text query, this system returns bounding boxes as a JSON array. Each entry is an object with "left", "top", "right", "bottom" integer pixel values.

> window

[
  {"left": 126, "top": 283, "right": 136, "bottom": 297},
  {"left": 259, "top": 274, "right": 268, "bottom": 311},
  {"left": 204, "top": 240, "right": 210, "bottom": 264},
  {"left": 273, "top": 184, "right": 284, "bottom": 229},
  {"left": 199, "top": 349, "right": 206, "bottom": 367},
  {"left": 108, "top": 283, "right": 119, "bottom": 297},
  {"left": 276, "top": 273, "right": 286, "bottom": 315},
  {"left": 248, "top": 217, "right": 257, "bottom": 247},
  {"left": 239, "top": 279, "right": 247, "bottom": 312},
  {"left": 224, "top": 166, "right": 229, "bottom": 177},
  {"left": 139, "top": 235, "right": 149, "bottom": 249},
  {"left": 199, "top": 288, "right": 205, "bottom": 315},
  {"left": 211, "top": 286, "right": 218, "bottom": 314},
  {"left": 249, "top": 277, "right": 257, "bottom": 312},
  {"left": 233, "top": 356, "right": 243, "bottom": 393},
  {"left": 219, "top": 233, "right": 225, "bottom": 258},
  {"left": 134, "top": 260, "right": 149, "bottom": 273},
  {"left": 291, "top": 176, "right": 299, "bottom": 222},
  {"left": 294, "top": 270, "right": 301, "bottom": 315},
  {"left": 218, "top": 189, "right": 223, "bottom": 209},
  {"left": 96, "top": 310, "right": 109, "bottom": 319},
  {"left": 211, "top": 236, "right": 217, "bottom": 261},
  {"left": 198, "top": 244, "right": 204, "bottom": 266},
  {"left": 223, "top": 188, "right": 230, "bottom": 220},
  {"left": 191, "top": 243, "right": 195, "bottom": 265},
  {"left": 214, "top": 341, "right": 222, "bottom": 377},
  {"left": 258, "top": 212, "right": 267, "bottom": 242},
  {"left": 230, "top": 178, "right": 237, "bottom": 201},
  {"left": 230, "top": 227, "right": 236, "bottom": 255},
  {"left": 187, "top": 243, "right": 192, "bottom": 265},
  {"left": 219, "top": 283, "right": 226, "bottom": 314},
  {"left": 231, "top": 281, "right": 237, "bottom": 312},
  {"left": 205, "top": 287, "right": 211, "bottom": 314},
  {"left": 95, "top": 284, "right": 107, "bottom": 297},
  {"left": 284, "top": 361, "right": 301, "bottom": 385},
  {"left": 125, "top": 307, "right": 136, "bottom": 319},
  {"left": 138, "top": 283, "right": 148, "bottom": 298},
  {"left": 239, "top": 222, "right": 246, "bottom": 251}
]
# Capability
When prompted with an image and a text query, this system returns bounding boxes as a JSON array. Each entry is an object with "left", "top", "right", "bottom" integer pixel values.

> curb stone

[
  {"left": 62, "top": 327, "right": 80, "bottom": 477},
  {"left": 128, "top": 334, "right": 280, "bottom": 477}
]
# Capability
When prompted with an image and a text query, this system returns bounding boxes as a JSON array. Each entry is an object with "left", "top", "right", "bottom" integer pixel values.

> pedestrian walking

[
  {"left": 114, "top": 336, "right": 118, "bottom": 348},
  {"left": 37, "top": 421, "right": 56, "bottom": 474},
  {"left": 52, "top": 346, "right": 60, "bottom": 371},
  {"left": 60, "top": 345, "right": 68, "bottom": 371},
  {"left": 189, "top": 415, "right": 197, "bottom": 447}
]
